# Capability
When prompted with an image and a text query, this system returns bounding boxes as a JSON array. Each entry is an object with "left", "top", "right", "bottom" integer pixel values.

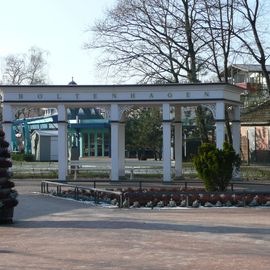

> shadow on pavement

[
  {"left": 13, "top": 194, "right": 90, "bottom": 220},
  {"left": 13, "top": 219, "right": 270, "bottom": 236}
]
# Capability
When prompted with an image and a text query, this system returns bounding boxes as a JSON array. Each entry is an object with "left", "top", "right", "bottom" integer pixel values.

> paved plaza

[{"left": 1, "top": 180, "right": 270, "bottom": 270}]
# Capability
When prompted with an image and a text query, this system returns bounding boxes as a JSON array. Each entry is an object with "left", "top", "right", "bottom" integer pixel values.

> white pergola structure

[{"left": 0, "top": 83, "right": 241, "bottom": 182}]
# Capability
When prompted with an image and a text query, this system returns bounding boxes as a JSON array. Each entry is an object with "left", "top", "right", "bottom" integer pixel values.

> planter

[
  {"left": 0, "top": 207, "right": 14, "bottom": 224},
  {"left": 0, "top": 129, "right": 18, "bottom": 224}
]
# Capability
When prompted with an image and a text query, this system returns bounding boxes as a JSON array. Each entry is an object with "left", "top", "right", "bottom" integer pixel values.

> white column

[
  {"left": 111, "top": 122, "right": 120, "bottom": 181},
  {"left": 174, "top": 106, "right": 183, "bottom": 179},
  {"left": 232, "top": 105, "right": 241, "bottom": 180},
  {"left": 118, "top": 122, "right": 125, "bottom": 177},
  {"left": 162, "top": 103, "right": 171, "bottom": 182},
  {"left": 232, "top": 105, "right": 241, "bottom": 155},
  {"left": 57, "top": 104, "right": 68, "bottom": 181},
  {"left": 216, "top": 102, "right": 225, "bottom": 149},
  {"left": 79, "top": 131, "right": 83, "bottom": 158},
  {"left": 110, "top": 104, "right": 120, "bottom": 181},
  {"left": 2, "top": 104, "right": 13, "bottom": 151}
]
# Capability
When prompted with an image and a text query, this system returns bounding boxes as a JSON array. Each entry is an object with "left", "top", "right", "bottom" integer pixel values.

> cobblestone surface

[{"left": 0, "top": 179, "right": 270, "bottom": 270}]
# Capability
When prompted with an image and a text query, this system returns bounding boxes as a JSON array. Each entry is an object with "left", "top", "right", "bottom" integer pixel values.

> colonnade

[{"left": 1, "top": 100, "right": 241, "bottom": 182}]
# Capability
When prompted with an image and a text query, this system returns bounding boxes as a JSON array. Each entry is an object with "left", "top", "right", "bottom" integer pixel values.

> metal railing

[
  {"left": 41, "top": 180, "right": 123, "bottom": 207},
  {"left": 55, "top": 179, "right": 270, "bottom": 192},
  {"left": 41, "top": 179, "right": 270, "bottom": 208}
]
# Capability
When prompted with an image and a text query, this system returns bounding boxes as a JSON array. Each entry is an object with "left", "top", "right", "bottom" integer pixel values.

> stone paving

[{"left": 0, "top": 179, "right": 270, "bottom": 270}]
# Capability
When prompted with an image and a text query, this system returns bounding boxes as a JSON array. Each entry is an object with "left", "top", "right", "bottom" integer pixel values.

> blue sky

[{"left": 0, "top": 0, "right": 116, "bottom": 85}]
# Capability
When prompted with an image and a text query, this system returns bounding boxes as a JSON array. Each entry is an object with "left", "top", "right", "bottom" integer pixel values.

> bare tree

[
  {"left": 85, "top": 0, "right": 207, "bottom": 83},
  {"left": 233, "top": 0, "right": 270, "bottom": 92},
  {"left": 89, "top": 0, "right": 270, "bottom": 143},
  {"left": 86, "top": 0, "right": 217, "bottom": 142},
  {"left": 3, "top": 55, "right": 27, "bottom": 85},
  {"left": 26, "top": 47, "right": 48, "bottom": 84},
  {"left": 199, "top": 0, "right": 240, "bottom": 144},
  {"left": 1, "top": 47, "right": 49, "bottom": 119},
  {"left": 2, "top": 46, "right": 48, "bottom": 85},
  {"left": 200, "top": 0, "right": 237, "bottom": 82}
]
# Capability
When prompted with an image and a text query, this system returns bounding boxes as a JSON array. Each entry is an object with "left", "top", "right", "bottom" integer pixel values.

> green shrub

[
  {"left": 11, "top": 152, "right": 24, "bottom": 161},
  {"left": 193, "top": 142, "right": 240, "bottom": 191},
  {"left": 11, "top": 152, "right": 34, "bottom": 162},
  {"left": 23, "top": 153, "right": 34, "bottom": 162}
]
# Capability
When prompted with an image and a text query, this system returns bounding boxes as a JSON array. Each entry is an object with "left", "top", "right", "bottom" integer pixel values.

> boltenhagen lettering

[
  {"left": 18, "top": 93, "right": 23, "bottom": 99},
  {"left": 37, "top": 94, "right": 43, "bottom": 99},
  {"left": 85, "top": 93, "right": 97, "bottom": 100}
]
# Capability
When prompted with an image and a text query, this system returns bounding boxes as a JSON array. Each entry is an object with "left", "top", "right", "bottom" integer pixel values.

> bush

[
  {"left": 23, "top": 153, "right": 34, "bottom": 162},
  {"left": 11, "top": 152, "right": 34, "bottom": 162},
  {"left": 11, "top": 152, "right": 24, "bottom": 161},
  {"left": 193, "top": 142, "right": 240, "bottom": 191}
]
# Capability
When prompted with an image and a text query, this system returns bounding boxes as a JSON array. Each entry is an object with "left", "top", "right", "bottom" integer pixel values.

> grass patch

[
  {"left": 10, "top": 160, "right": 270, "bottom": 182},
  {"left": 12, "top": 171, "right": 58, "bottom": 179},
  {"left": 241, "top": 166, "right": 270, "bottom": 181}
]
